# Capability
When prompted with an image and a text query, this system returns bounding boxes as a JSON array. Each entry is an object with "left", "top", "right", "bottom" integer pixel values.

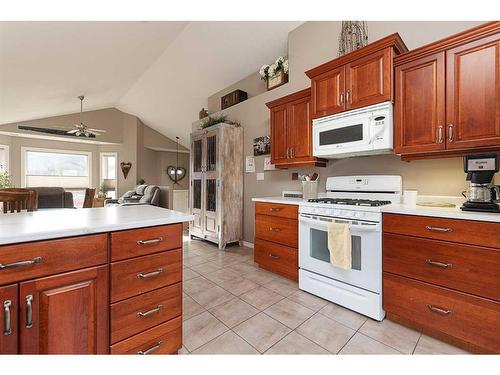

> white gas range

[{"left": 298, "top": 175, "right": 402, "bottom": 321}]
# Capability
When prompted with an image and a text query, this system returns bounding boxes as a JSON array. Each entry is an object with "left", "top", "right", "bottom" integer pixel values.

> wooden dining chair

[
  {"left": 83, "top": 188, "right": 96, "bottom": 208},
  {"left": 0, "top": 188, "right": 38, "bottom": 213}
]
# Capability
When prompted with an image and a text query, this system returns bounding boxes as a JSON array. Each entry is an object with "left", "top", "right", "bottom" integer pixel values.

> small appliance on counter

[{"left": 461, "top": 153, "right": 500, "bottom": 213}]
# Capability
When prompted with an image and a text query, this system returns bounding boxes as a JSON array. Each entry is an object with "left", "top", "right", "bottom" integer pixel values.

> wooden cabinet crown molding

[
  {"left": 394, "top": 21, "right": 500, "bottom": 66},
  {"left": 265, "top": 87, "right": 311, "bottom": 109},
  {"left": 305, "top": 33, "right": 408, "bottom": 79}
]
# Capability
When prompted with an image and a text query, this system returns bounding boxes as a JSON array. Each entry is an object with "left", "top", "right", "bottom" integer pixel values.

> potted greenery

[
  {"left": 259, "top": 56, "right": 289, "bottom": 90},
  {"left": 0, "top": 170, "right": 12, "bottom": 189}
]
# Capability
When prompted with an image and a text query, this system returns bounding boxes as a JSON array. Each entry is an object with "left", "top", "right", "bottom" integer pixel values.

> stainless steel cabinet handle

[
  {"left": 447, "top": 124, "right": 454, "bottom": 142},
  {"left": 426, "top": 259, "right": 452, "bottom": 269},
  {"left": 286, "top": 148, "right": 290, "bottom": 159},
  {"left": 291, "top": 148, "right": 294, "bottom": 158},
  {"left": 0, "top": 256, "right": 42, "bottom": 271},
  {"left": 437, "top": 126, "right": 443, "bottom": 144},
  {"left": 340, "top": 93, "right": 344, "bottom": 105},
  {"left": 137, "top": 341, "right": 162, "bottom": 355},
  {"left": 136, "top": 305, "right": 163, "bottom": 318},
  {"left": 3, "top": 300, "right": 12, "bottom": 336},
  {"left": 268, "top": 253, "right": 280, "bottom": 259},
  {"left": 137, "top": 268, "right": 163, "bottom": 279},
  {"left": 269, "top": 208, "right": 282, "bottom": 212},
  {"left": 268, "top": 227, "right": 282, "bottom": 232},
  {"left": 427, "top": 304, "right": 452, "bottom": 316},
  {"left": 346, "top": 90, "right": 351, "bottom": 104},
  {"left": 25, "top": 295, "right": 33, "bottom": 329},
  {"left": 425, "top": 225, "right": 453, "bottom": 233},
  {"left": 137, "top": 237, "right": 163, "bottom": 246}
]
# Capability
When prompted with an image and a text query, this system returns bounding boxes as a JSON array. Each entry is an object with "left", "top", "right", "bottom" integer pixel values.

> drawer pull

[
  {"left": 427, "top": 304, "right": 452, "bottom": 316},
  {"left": 137, "top": 341, "right": 162, "bottom": 355},
  {"left": 0, "top": 256, "right": 42, "bottom": 271},
  {"left": 269, "top": 208, "right": 282, "bottom": 212},
  {"left": 137, "top": 237, "right": 163, "bottom": 246},
  {"left": 137, "top": 268, "right": 163, "bottom": 279},
  {"left": 136, "top": 305, "right": 163, "bottom": 318},
  {"left": 3, "top": 300, "right": 12, "bottom": 336},
  {"left": 425, "top": 225, "right": 453, "bottom": 233},
  {"left": 268, "top": 253, "right": 280, "bottom": 260},
  {"left": 426, "top": 259, "right": 452, "bottom": 269},
  {"left": 25, "top": 295, "right": 33, "bottom": 329},
  {"left": 269, "top": 227, "right": 282, "bottom": 232}
]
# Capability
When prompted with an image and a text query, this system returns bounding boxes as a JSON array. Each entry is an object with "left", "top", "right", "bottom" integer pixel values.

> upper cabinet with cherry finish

[
  {"left": 266, "top": 88, "right": 327, "bottom": 168},
  {"left": 395, "top": 22, "right": 500, "bottom": 159},
  {"left": 306, "top": 33, "right": 408, "bottom": 119}
]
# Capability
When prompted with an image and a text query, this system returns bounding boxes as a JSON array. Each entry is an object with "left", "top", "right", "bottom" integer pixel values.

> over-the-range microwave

[{"left": 312, "top": 101, "right": 393, "bottom": 158}]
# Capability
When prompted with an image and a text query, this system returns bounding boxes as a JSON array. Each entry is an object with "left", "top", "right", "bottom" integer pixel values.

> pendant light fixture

[{"left": 166, "top": 136, "right": 187, "bottom": 184}]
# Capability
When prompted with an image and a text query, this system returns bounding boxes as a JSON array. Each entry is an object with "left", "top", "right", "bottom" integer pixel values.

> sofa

[
  {"left": 32, "top": 187, "right": 74, "bottom": 209},
  {"left": 105, "top": 184, "right": 160, "bottom": 207}
]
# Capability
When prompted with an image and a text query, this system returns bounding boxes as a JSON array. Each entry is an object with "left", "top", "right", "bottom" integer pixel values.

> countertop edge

[
  {"left": 381, "top": 205, "right": 499, "bottom": 223},
  {"left": 0, "top": 213, "right": 194, "bottom": 246}
]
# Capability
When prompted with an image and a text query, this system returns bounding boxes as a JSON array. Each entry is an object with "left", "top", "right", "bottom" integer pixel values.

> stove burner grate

[{"left": 307, "top": 198, "right": 392, "bottom": 207}]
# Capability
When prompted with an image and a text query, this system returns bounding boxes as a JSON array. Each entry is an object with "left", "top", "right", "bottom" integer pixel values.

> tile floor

[{"left": 180, "top": 238, "right": 469, "bottom": 355}]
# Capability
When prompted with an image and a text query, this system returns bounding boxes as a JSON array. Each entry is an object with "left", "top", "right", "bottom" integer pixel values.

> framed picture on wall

[{"left": 253, "top": 136, "right": 270, "bottom": 156}]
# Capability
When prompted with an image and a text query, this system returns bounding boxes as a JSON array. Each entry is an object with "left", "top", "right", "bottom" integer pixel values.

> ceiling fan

[{"left": 18, "top": 95, "right": 107, "bottom": 138}]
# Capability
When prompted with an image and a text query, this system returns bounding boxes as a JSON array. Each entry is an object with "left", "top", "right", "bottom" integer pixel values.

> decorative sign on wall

[
  {"left": 253, "top": 136, "right": 270, "bottom": 156},
  {"left": 120, "top": 162, "right": 132, "bottom": 179},
  {"left": 338, "top": 21, "right": 369, "bottom": 57},
  {"left": 245, "top": 156, "right": 255, "bottom": 173},
  {"left": 263, "top": 156, "right": 276, "bottom": 171}
]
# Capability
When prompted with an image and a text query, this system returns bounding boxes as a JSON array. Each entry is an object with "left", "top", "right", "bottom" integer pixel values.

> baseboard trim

[{"left": 242, "top": 241, "right": 254, "bottom": 248}]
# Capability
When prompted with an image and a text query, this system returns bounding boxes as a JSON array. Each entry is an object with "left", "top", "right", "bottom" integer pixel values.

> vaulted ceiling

[{"left": 0, "top": 21, "right": 302, "bottom": 147}]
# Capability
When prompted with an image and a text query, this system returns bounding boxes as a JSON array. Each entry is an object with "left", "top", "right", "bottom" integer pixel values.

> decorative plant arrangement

[
  {"left": 0, "top": 170, "right": 12, "bottom": 188},
  {"left": 200, "top": 114, "right": 240, "bottom": 129},
  {"left": 259, "top": 56, "right": 289, "bottom": 90}
]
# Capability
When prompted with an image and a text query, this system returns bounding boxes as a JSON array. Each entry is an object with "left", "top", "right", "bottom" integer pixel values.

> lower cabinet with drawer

[
  {"left": 383, "top": 213, "right": 500, "bottom": 353},
  {"left": 254, "top": 202, "right": 299, "bottom": 281},
  {"left": 0, "top": 223, "right": 184, "bottom": 355}
]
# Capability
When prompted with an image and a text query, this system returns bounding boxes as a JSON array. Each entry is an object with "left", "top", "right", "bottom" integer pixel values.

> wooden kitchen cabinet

[
  {"left": 266, "top": 88, "right": 327, "bottom": 168},
  {"left": 446, "top": 34, "right": 500, "bottom": 149},
  {"left": 19, "top": 265, "right": 109, "bottom": 354},
  {"left": 0, "top": 284, "right": 18, "bottom": 354},
  {"left": 306, "top": 33, "right": 408, "bottom": 119},
  {"left": 254, "top": 202, "right": 299, "bottom": 281},
  {"left": 394, "top": 22, "right": 500, "bottom": 159},
  {"left": 383, "top": 213, "right": 500, "bottom": 353},
  {"left": 345, "top": 47, "right": 392, "bottom": 110},
  {"left": 394, "top": 52, "right": 446, "bottom": 154}
]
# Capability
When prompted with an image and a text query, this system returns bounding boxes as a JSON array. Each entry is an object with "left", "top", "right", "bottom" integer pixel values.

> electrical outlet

[{"left": 256, "top": 172, "right": 264, "bottom": 181}]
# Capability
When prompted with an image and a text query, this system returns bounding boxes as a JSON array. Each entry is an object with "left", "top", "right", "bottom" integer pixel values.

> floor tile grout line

[
  {"left": 412, "top": 332, "right": 423, "bottom": 355},
  {"left": 184, "top": 310, "right": 231, "bottom": 353},
  {"left": 356, "top": 319, "right": 411, "bottom": 354}
]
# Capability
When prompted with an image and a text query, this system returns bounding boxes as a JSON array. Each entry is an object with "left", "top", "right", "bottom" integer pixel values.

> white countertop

[
  {"left": 252, "top": 196, "right": 499, "bottom": 223},
  {"left": 381, "top": 203, "right": 500, "bottom": 223},
  {"left": 0, "top": 205, "right": 194, "bottom": 245}
]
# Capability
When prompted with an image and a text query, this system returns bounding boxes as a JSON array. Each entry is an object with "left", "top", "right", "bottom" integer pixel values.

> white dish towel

[{"left": 327, "top": 222, "right": 352, "bottom": 270}]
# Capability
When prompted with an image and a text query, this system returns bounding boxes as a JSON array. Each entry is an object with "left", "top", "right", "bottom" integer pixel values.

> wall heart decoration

[
  {"left": 120, "top": 162, "right": 132, "bottom": 179},
  {"left": 166, "top": 166, "right": 186, "bottom": 183}
]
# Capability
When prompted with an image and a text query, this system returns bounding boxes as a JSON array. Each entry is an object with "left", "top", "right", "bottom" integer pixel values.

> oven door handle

[{"left": 299, "top": 215, "right": 380, "bottom": 232}]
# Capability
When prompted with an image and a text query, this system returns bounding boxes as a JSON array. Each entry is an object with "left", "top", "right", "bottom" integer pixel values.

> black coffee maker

[{"left": 461, "top": 153, "right": 500, "bottom": 213}]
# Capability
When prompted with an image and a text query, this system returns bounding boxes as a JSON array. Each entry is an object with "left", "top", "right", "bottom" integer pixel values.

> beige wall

[
  {"left": 0, "top": 107, "right": 181, "bottom": 196},
  {"left": 202, "top": 21, "right": 486, "bottom": 243}
]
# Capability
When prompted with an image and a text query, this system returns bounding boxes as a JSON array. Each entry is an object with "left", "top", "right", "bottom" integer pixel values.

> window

[
  {"left": 0, "top": 145, "right": 9, "bottom": 173},
  {"left": 100, "top": 152, "right": 117, "bottom": 199},
  {"left": 22, "top": 147, "right": 91, "bottom": 208}
]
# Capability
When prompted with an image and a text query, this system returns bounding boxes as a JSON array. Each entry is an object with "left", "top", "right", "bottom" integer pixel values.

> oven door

[
  {"left": 299, "top": 214, "right": 381, "bottom": 293},
  {"left": 313, "top": 113, "right": 371, "bottom": 157}
]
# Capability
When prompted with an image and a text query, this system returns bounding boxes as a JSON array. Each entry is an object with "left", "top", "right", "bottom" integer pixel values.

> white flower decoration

[
  {"left": 283, "top": 60, "right": 289, "bottom": 74},
  {"left": 275, "top": 56, "right": 285, "bottom": 65}
]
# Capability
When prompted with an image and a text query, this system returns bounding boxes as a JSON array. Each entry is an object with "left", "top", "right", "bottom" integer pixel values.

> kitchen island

[{"left": 0, "top": 205, "right": 193, "bottom": 355}]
